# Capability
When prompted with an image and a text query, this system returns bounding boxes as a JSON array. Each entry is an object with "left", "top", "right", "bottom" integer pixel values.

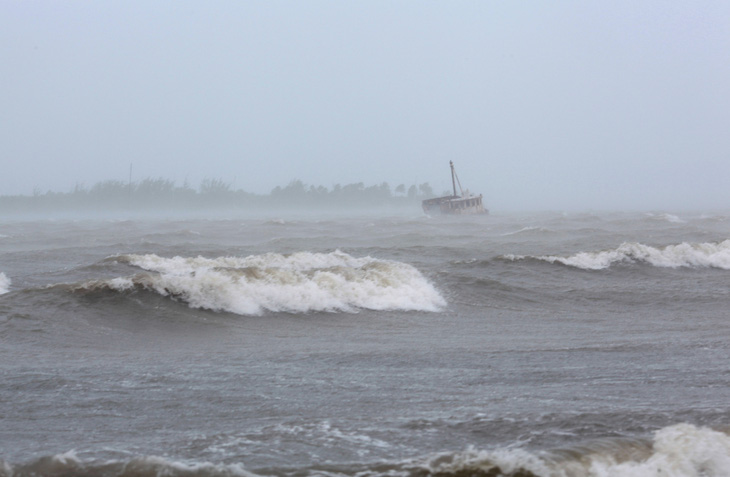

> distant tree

[
  {"left": 418, "top": 182, "right": 433, "bottom": 197},
  {"left": 310, "top": 185, "right": 328, "bottom": 199},
  {"left": 137, "top": 178, "right": 176, "bottom": 197},
  {"left": 173, "top": 181, "right": 197, "bottom": 203},
  {"left": 90, "top": 180, "right": 129, "bottom": 200},
  {"left": 379, "top": 182, "right": 391, "bottom": 197},
  {"left": 282, "top": 180, "right": 306, "bottom": 197},
  {"left": 395, "top": 184, "right": 406, "bottom": 195},
  {"left": 342, "top": 182, "right": 364, "bottom": 194},
  {"left": 407, "top": 185, "right": 418, "bottom": 199},
  {"left": 199, "top": 178, "right": 232, "bottom": 195},
  {"left": 270, "top": 180, "right": 308, "bottom": 203},
  {"left": 73, "top": 182, "right": 87, "bottom": 195}
]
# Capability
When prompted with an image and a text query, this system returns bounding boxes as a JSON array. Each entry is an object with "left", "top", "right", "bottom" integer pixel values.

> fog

[{"left": 2, "top": 1, "right": 729, "bottom": 212}]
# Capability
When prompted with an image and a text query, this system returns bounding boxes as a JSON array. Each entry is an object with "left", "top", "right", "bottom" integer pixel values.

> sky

[{"left": 1, "top": 1, "right": 729, "bottom": 211}]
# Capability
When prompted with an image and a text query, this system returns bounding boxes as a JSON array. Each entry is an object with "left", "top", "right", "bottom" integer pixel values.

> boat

[{"left": 421, "top": 161, "right": 488, "bottom": 216}]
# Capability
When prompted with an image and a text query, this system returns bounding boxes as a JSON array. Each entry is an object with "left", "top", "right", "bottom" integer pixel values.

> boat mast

[
  {"left": 450, "top": 161, "right": 457, "bottom": 196},
  {"left": 450, "top": 161, "right": 464, "bottom": 197}
]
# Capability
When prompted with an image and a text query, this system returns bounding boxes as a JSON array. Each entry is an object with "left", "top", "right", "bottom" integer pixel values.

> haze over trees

[{"left": 0, "top": 178, "right": 441, "bottom": 215}]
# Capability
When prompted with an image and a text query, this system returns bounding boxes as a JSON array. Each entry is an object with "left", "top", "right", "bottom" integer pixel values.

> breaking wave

[
  {"left": 647, "top": 212, "right": 685, "bottom": 224},
  {"left": 0, "top": 451, "right": 256, "bottom": 477},
  {"left": 2, "top": 424, "right": 728, "bottom": 476},
  {"left": 505, "top": 240, "right": 730, "bottom": 270},
  {"left": 404, "top": 424, "right": 730, "bottom": 477},
  {"left": 0, "top": 273, "right": 10, "bottom": 295},
  {"left": 500, "top": 226, "right": 553, "bottom": 237},
  {"left": 575, "top": 423, "right": 730, "bottom": 476},
  {"left": 75, "top": 251, "right": 446, "bottom": 315}
]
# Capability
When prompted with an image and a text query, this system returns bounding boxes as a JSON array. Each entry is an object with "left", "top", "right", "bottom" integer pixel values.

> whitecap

[
  {"left": 646, "top": 212, "right": 685, "bottom": 224},
  {"left": 501, "top": 226, "right": 552, "bottom": 237},
  {"left": 587, "top": 423, "right": 730, "bottom": 477},
  {"left": 97, "top": 251, "right": 446, "bottom": 315},
  {"left": 405, "top": 423, "right": 730, "bottom": 477},
  {"left": 507, "top": 240, "right": 730, "bottom": 270},
  {"left": 0, "top": 273, "right": 10, "bottom": 295},
  {"left": 10, "top": 452, "right": 256, "bottom": 477},
  {"left": 662, "top": 213, "right": 685, "bottom": 224}
]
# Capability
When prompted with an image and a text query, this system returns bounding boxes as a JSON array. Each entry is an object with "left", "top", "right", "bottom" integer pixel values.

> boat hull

[{"left": 422, "top": 195, "right": 488, "bottom": 216}]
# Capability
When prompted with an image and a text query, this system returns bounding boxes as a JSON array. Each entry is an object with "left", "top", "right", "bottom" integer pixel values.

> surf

[
  {"left": 74, "top": 251, "right": 446, "bottom": 315},
  {"left": 0, "top": 273, "right": 10, "bottom": 295},
  {"left": 3, "top": 424, "right": 728, "bottom": 477},
  {"left": 504, "top": 240, "right": 730, "bottom": 270}
]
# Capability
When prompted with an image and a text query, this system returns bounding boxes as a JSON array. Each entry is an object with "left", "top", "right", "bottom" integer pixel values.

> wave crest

[
  {"left": 505, "top": 240, "right": 730, "bottom": 270},
  {"left": 0, "top": 273, "right": 10, "bottom": 295},
  {"left": 0, "top": 451, "right": 255, "bottom": 477},
  {"left": 584, "top": 423, "right": 730, "bottom": 476},
  {"left": 2, "top": 424, "right": 728, "bottom": 477},
  {"left": 81, "top": 251, "right": 446, "bottom": 315},
  {"left": 405, "top": 424, "right": 729, "bottom": 477}
]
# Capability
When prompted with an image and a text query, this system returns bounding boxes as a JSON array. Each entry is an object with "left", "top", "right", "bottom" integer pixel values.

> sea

[{"left": 1, "top": 209, "right": 729, "bottom": 477}]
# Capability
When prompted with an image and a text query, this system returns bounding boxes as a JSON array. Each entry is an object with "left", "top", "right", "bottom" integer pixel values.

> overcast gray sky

[{"left": 2, "top": 1, "right": 729, "bottom": 211}]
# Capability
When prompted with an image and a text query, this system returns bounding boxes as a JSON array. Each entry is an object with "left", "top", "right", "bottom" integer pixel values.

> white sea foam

[
  {"left": 506, "top": 240, "right": 730, "bottom": 270},
  {"left": 50, "top": 450, "right": 80, "bottom": 465},
  {"left": 501, "top": 226, "right": 552, "bottom": 236},
  {"left": 409, "top": 447, "right": 550, "bottom": 476},
  {"left": 662, "top": 214, "right": 684, "bottom": 224},
  {"left": 586, "top": 423, "right": 730, "bottom": 477},
  {"left": 6, "top": 452, "right": 256, "bottom": 477},
  {"left": 118, "top": 455, "right": 254, "bottom": 476},
  {"left": 647, "top": 212, "right": 685, "bottom": 224},
  {"left": 4, "top": 424, "right": 728, "bottom": 477},
  {"left": 0, "top": 273, "right": 10, "bottom": 295},
  {"left": 103, "top": 251, "right": 446, "bottom": 315},
  {"left": 407, "top": 424, "right": 730, "bottom": 477}
]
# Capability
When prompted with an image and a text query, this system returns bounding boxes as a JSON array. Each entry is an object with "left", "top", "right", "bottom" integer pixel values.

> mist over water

[{"left": 1, "top": 210, "right": 729, "bottom": 476}]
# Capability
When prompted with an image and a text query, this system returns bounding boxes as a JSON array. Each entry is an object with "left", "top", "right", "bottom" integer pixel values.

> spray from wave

[
  {"left": 0, "top": 450, "right": 256, "bottom": 477},
  {"left": 0, "top": 273, "right": 10, "bottom": 295},
  {"left": 505, "top": 240, "right": 730, "bottom": 270},
  {"left": 647, "top": 213, "right": 685, "bottom": 224},
  {"left": 578, "top": 423, "right": 730, "bottom": 477},
  {"left": 76, "top": 251, "right": 446, "bottom": 315},
  {"left": 500, "top": 226, "right": 553, "bottom": 237},
  {"left": 2, "top": 424, "right": 728, "bottom": 477},
  {"left": 407, "top": 424, "right": 730, "bottom": 477}
]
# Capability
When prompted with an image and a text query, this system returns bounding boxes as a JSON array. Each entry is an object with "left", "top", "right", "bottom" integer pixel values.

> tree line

[{"left": 0, "top": 178, "right": 440, "bottom": 213}]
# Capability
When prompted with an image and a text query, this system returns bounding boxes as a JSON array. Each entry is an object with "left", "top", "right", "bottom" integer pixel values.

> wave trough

[{"left": 83, "top": 251, "right": 446, "bottom": 315}]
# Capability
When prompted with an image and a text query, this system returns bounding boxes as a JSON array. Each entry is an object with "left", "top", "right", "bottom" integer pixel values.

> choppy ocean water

[{"left": 1, "top": 210, "right": 729, "bottom": 476}]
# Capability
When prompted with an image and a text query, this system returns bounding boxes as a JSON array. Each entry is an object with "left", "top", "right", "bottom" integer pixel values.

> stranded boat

[{"left": 421, "top": 161, "right": 488, "bottom": 216}]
